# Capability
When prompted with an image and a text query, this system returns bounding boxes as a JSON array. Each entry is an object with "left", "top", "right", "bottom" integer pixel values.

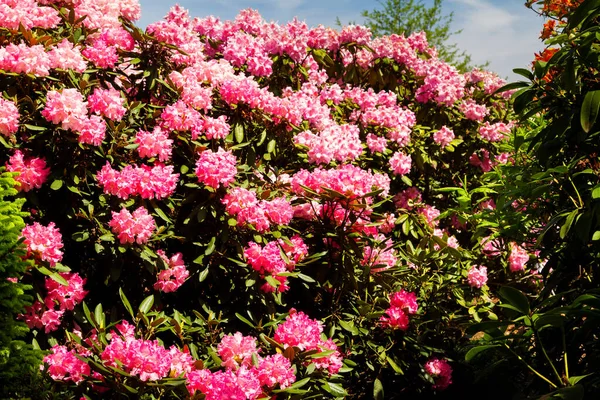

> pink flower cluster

[
  {"left": 459, "top": 99, "right": 489, "bottom": 122},
  {"left": 290, "top": 164, "right": 390, "bottom": 199},
  {"left": 21, "top": 221, "right": 63, "bottom": 266},
  {"left": 389, "top": 152, "right": 412, "bottom": 175},
  {"left": 244, "top": 235, "right": 308, "bottom": 292},
  {"left": 154, "top": 251, "right": 189, "bottom": 293},
  {"left": 294, "top": 123, "right": 362, "bottom": 164},
  {"left": 195, "top": 148, "right": 237, "bottom": 189},
  {"left": 222, "top": 188, "right": 293, "bottom": 232},
  {"left": 135, "top": 127, "right": 173, "bottom": 161},
  {"left": 424, "top": 358, "right": 453, "bottom": 390},
  {"left": 6, "top": 150, "right": 50, "bottom": 192},
  {"left": 101, "top": 322, "right": 194, "bottom": 382},
  {"left": 96, "top": 162, "right": 179, "bottom": 199},
  {"left": 380, "top": 290, "right": 418, "bottom": 330},
  {"left": 109, "top": 207, "right": 156, "bottom": 244},
  {"left": 467, "top": 265, "right": 488, "bottom": 288},
  {"left": 20, "top": 273, "right": 87, "bottom": 333},
  {"left": 479, "top": 121, "right": 514, "bottom": 142},
  {"left": 274, "top": 310, "right": 343, "bottom": 374},
  {"left": 362, "top": 234, "right": 398, "bottom": 273},
  {"left": 0, "top": 97, "right": 19, "bottom": 136},
  {"left": 87, "top": 87, "right": 127, "bottom": 121},
  {"left": 394, "top": 187, "right": 422, "bottom": 209},
  {"left": 433, "top": 126, "right": 455, "bottom": 148},
  {"left": 509, "top": 242, "right": 529, "bottom": 272},
  {"left": 43, "top": 345, "right": 90, "bottom": 384}
]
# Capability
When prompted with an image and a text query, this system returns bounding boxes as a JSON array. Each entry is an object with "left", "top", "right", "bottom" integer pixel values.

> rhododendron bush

[{"left": 0, "top": 0, "right": 540, "bottom": 398}]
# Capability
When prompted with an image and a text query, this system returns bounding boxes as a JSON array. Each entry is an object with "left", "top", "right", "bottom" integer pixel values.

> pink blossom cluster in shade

[
  {"left": 135, "top": 127, "right": 173, "bottom": 161},
  {"left": 244, "top": 235, "right": 308, "bottom": 292},
  {"left": 290, "top": 164, "right": 391, "bottom": 199},
  {"left": 195, "top": 147, "right": 238, "bottom": 189},
  {"left": 394, "top": 187, "right": 422, "bottom": 210},
  {"left": 478, "top": 121, "right": 514, "bottom": 142},
  {"left": 42, "top": 345, "right": 90, "bottom": 384},
  {"left": 153, "top": 250, "right": 189, "bottom": 293},
  {"left": 418, "top": 204, "right": 441, "bottom": 228},
  {"left": 433, "top": 126, "right": 455, "bottom": 148},
  {"left": 509, "top": 242, "right": 529, "bottom": 272},
  {"left": 96, "top": 162, "right": 179, "bottom": 200},
  {"left": 274, "top": 310, "right": 343, "bottom": 374},
  {"left": 467, "top": 265, "right": 488, "bottom": 288},
  {"left": 469, "top": 148, "right": 494, "bottom": 172},
  {"left": 433, "top": 228, "right": 459, "bottom": 250},
  {"left": 424, "top": 357, "right": 453, "bottom": 390},
  {"left": 222, "top": 188, "right": 293, "bottom": 232},
  {"left": 108, "top": 207, "right": 156, "bottom": 244},
  {"left": 5, "top": 150, "right": 50, "bottom": 192},
  {"left": 20, "top": 273, "right": 87, "bottom": 333},
  {"left": 21, "top": 221, "right": 63, "bottom": 266},
  {"left": 361, "top": 234, "right": 398, "bottom": 273},
  {"left": 0, "top": 97, "right": 19, "bottom": 136},
  {"left": 380, "top": 290, "right": 419, "bottom": 330},
  {"left": 459, "top": 99, "right": 489, "bottom": 122}
]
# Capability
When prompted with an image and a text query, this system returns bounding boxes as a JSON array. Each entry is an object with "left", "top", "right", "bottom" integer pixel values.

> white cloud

[{"left": 449, "top": 0, "right": 544, "bottom": 80}]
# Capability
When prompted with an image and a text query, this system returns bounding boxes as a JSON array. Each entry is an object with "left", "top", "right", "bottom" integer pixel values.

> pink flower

[
  {"left": 390, "top": 290, "right": 419, "bottom": 314},
  {"left": 195, "top": 147, "right": 237, "bottom": 189},
  {"left": 433, "top": 126, "right": 455, "bottom": 147},
  {"left": 40, "top": 308, "right": 64, "bottom": 333},
  {"left": 380, "top": 306, "right": 409, "bottom": 330},
  {"left": 186, "top": 369, "right": 246, "bottom": 399},
  {"left": 153, "top": 251, "right": 189, "bottom": 293},
  {"left": 199, "top": 116, "right": 230, "bottom": 140},
  {"left": 509, "top": 243, "right": 529, "bottom": 272},
  {"left": 218, "top": 332, "right": 259, "bottom": 370},
  {"left": 274, "top": 310, "right": 323, "bottom": 351},
  {"left": 6, "top": 150, "right": 50, "bottom": 192},
  {"left": 77, "top": 115, "right": 106, "bottom": 146},
  {"left": 45, "top": 272, "right": 88, "bottom": 311},
  {"left": 82, "top": 37, "right": 119, "bottom": 69},
  {"left": 48, "top": 39, "right": 87, "bottom": 72},
  {"left": 459, "top": 99, "right": 489, "bottom": 121},
  {"left": 312, "top": 339, "right": 343, "bottom": 374},
  {"left": 424, "top": 358, "right": 453, "bottom": 390},
  {"left": 467, "top": 265, "right": 488, "bottom": 288},
  {"left": 96, "top": 163, "right": 179, "bottom": 200},
  {"left": 21, "top": 222, "right": 63, "bottom": 266},
  {"left": 0, "top": 97, "right": 19, "bottom": 136},
  {"left": 41, "top": 89, "right": 88, "bottom": 131},
  {"left": 394, "top": 187, "right": 422, "bottom": 209},
  {"left": 366, "top": 133, "right": 388, "bottom": 153},
  {"left": 479, "top": 121, "right": 513, "bottom": 142},
  {"left": 389, "top": 152, "right": 411, "bottom": 175},
  {"left": 135, "top": 127, "right": 173, "bottom": 161},
  {"left": 109, "top": 207, "right": 156, "bottom": 244},
  {"left": 43, "top": 345, "right": 90, "bottom": 384},
  {"left": 87, "top": 87, "right": 126, "bottom": 121},
  {"left": 257, "top": 353, "right": 296, "bottom": 389}
]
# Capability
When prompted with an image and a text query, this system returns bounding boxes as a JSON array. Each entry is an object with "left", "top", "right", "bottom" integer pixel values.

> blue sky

[{"left": 137, "top": 0, "right": 545, "bottom": 81}]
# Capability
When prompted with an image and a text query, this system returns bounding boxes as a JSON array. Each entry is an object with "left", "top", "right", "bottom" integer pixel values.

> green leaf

[
  {"left": 205, "top": 237, "right": 216, "bottom": 256},
  {"left": 568, "top": 374, "right": 593, "bottom": 386},
  {"left": 267, "top": 139, "right": 276, "bottom": 153},
  {"left": 568, "top": 0, "right": 600, "bottom": 28},
  {"left": 138, "top": 294, "right": 154, "bottom": 314},
  {"left": 465, "top": 345, "right": 500, "bottom": 361},
  {"left": 512, "top": 68, "right": 534, "bottom": 80},
  {"left": 321, "top": 382, "right": 348, "bottom": 397},
  {"left": 153, "top": 206, "right": 171, "bottom": 223},
  {"left": 82, "top": 301, "right": 95, "bottom": 328},
  {"left": 580, "top": 90, "right": 600, "bottom": 133},
  {"left": 234, "top": 124, "right": 244, "bottom": 143},
  {"left": 236, "top": 313, "right": 255, "bottom": 328},
  {"left": 499, "top": 286, "right": 530, "bottom": 315},
  {"left": 50, "top": 180, "right": 63, "bottom": 190},
  {"left": 386, "top": 356, "right": 404, "bottom": 374},
  {"left": 592, "top": 185, "right": 600, "bottom": 199},
  {"left": 560, "top": 210, "right": 578, "bottom": 239},
  {"left": 198, "top": 267, "right": 209, "bottom": 282},
  {"left": 373, "top": 378, "right": 384, "bottom": 400},
  {"left": 23, "top": 124, "right": 47, "bottom": 131},
  {"left": 94, "top": 303, "right": 105, "bottom": 329},
  {"left": 119, "top": 288, "right": 135, "bottom": 319}
]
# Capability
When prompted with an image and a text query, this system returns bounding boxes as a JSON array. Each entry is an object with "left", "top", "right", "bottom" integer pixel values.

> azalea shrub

[{"left": 0, "top": 0, "right": 543, "bottom": 398}]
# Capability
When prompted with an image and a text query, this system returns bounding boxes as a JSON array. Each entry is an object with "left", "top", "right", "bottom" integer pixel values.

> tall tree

[{"left": 361, "top": 0, "right": 478, "bottom": 72}]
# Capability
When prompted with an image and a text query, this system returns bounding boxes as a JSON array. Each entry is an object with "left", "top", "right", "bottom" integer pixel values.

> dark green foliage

[{"left": 0, "top": 170, "right": 43, "bottom": 398}]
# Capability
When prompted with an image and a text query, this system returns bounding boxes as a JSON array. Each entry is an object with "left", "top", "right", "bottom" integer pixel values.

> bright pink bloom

[
  {"left": 153, "top": 251, "right": 189, "bottom": 293},
  {"left": 48, "top": 39, "right": 87, "bottom": 72},
  {"left": 41, "top": 89, "right": 88, "bottom": 130},
  {"left": 459, "top": 99, "right": 489, "bottom": 121},
  {"left": 394, "top": 187, "right": 422, "bottom": 209},
  {"left": 312, "top": 339, "right": 343, "bottom": 374},
  {"left": 21, "top": 222, "right": 63, "bottom": 266},
  {"left": 186, "top": 369, "right": 246, "bottom": 399},
  {"left": 218, "top": 332, "right": 259, "bottom": 370},
  {"left": 509, "top": 243, "right": 529, "bottom": 272},
  {"left": 433, "top": 126, "right": 454, "bottom": 147},
  {"left": 274, "top": 310, "right": 323, "bottom": 351},
  {"left": 40, "top": 308, "right": 64, "bottom": 333},
  {"left": 195, "top": 148, "right": 237, "bottom": 189},
  {"left": 467, "top": 265, "right": 488, "bottom": 288},
  {"left": 82, "top": 37, "right": 119, "bottom": 68},
  {"left": 362, "top": 234, "right": 397, "bottom": 273},
  {"left": 257, "top": 353, "right": 296, "bottom": 389},
  {"left": 366, "top": 133, "right": 388, "bottom": 153},
  {"left": 198, "top": 116, "right": 230, "bottom": 140},
  {"left": 479, "top": 121, "right": 513, "bottom": 142},
  {"left": 96, "top": 163, "right": 179, "bottom": 200},
  {"left": 77, "top": 115, "right": 106, "bottom": 146},
  {"left": 43, "top": 345, "right": 90, "bottom": 384},
  {"left": 45, "top": 272, "right": 88, "bottom": 311},
  {"left": 135, "top": 127, "right": 173, "bottom": 161},
  {"left": 380, "top": 306, "right": 409, "bottom": 330},
  {"left": 389, "top": 152, "right": 411, "bottom": 176},
  {"left": 109, "top": 207, "right": 156, "bottom": 244},
  {"left": 390, "top": 290, "right": 419, "bottom": 314},
  {"left": 6, "top": 150, "right": 50, "bottom": 192},
  {"left": 87, "top": 87, "right": 126, "bottom": 121},
  {"left": 424, "top": 358, "right": 453, "bottom": 390},
  {"left": 0, "top": 97, "right": 19, "bottom": 136}
]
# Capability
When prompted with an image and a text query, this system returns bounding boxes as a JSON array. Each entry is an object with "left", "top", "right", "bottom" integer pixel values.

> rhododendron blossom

[
  {"left": 153, "top": 251, "right": 189, "bottom": 293},
  {"left": 424, "top": 358, "right": 453, "bottom": 390},
  {"left": 433, "top": 126, "right": 455, "bottom": 147},
  {"left": 21, "top": 221, "right": 63, "bottom": 266},
  {"left": 389, "top": 152, "right": 411, "bottom": 175},
  {"left": 467, "top": 265, "right": 488, "bottom": 288},
  {"left": 41, "top": 88, "right": 88, "bottom": 130},
  {"left": 43, "top": 345, "right": 90, "bottom": 384},
  {"left": 96, "top": 162, "right": 179, "bottom": 199},
  {"left": 218, "top": 332, "right": 259, "bottom": 370},
  {"left": 135, "top": 127, "right": 173, "bottom": 161},
  {"left": 109, "top": 207, "right": 156, "bottom": 244},
  {"left": 195, "top": 147, "right": 237, "bottom": 188},
  {"left": 87, "top": 87, "right": 127, "bottom": 121},
  {"left": 509, "top": 242, "right": 529, "bottom": 272},
  {"left": 6, "top": 150, "right": 50, "bottom": 192},
  {"left": 0, "top": 97, "right": 19, "bottom": 136}
]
